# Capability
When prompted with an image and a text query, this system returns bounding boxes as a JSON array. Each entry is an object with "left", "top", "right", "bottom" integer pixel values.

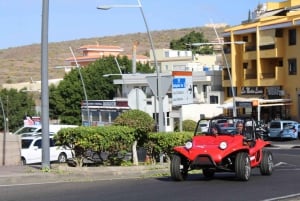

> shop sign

[{"left": 241, "top": 87, "right": 264, "bottom": 95}]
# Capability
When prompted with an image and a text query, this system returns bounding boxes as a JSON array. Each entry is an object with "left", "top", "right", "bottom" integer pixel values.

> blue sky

[{"left": 0, "top": 0, "right": 281, "bottom": 49}]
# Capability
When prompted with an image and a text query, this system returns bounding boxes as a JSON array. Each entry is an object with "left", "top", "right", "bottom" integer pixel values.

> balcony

[
  {"left": 244, "top": 73, "right": 257, "bottom": 86},
  {"left": 243, "top": 49, "right": 256, "bottom": 60},
  {"left": 259, "top": 67, "right": 284, "bottom": 86},
  {"left": 259, "top": 44, "right": 283, "bottom": 58}
]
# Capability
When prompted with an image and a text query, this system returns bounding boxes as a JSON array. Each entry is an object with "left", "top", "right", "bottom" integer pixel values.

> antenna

[{"left": 69, "top": 47, "right": 90, "bottom": 126}]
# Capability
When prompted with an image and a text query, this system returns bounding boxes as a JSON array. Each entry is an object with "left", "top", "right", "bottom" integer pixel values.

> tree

[
  {"left": 113, "top": 109, "right": 155, "bottom": 165},
  {"left": 49, "top": 56, "right": 154, "bottom": 125},
  {"left": 170, "top": 31, "right": 213, "bottom": 54},
  {"left": 0, "top": 89, "right": 35, "bottom": 132}
]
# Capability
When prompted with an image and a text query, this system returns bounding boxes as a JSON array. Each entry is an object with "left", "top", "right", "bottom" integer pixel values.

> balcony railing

[
  {"left": 245, "top": 45, "right": 256, "bottom": 52},
  {"left": 245, "top": 73, "right": 256, "bottom": 79},
  {"left": 260, "top": 73, "right": 275, "bottom": 79},
  {"left": 259, "top": 44, "right": 275, "bottom": 50}
]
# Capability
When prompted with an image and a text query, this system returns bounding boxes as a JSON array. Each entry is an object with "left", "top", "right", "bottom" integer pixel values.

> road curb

[{"left": 0, "top": 164, "right": 170, "bottom": 185}]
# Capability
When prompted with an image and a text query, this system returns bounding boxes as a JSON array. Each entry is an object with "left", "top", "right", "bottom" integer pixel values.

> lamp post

[
  {"left": 97, "top": 0, "right": 164, "bottom": 132},
  {"left": 41, "top": 0, "right": 50, "bottom": 169},
  {"left": 69, "top": 47, "right": 90, "bottom": 126},
  {"left": 0, "top": 96, "right": 7, "bottom": 166},
  {"left": 191, "top": 41, "right": 245, "bottom": 117}
]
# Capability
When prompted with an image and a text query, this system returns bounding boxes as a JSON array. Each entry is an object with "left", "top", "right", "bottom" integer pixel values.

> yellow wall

[{"left": 223, "top": 0, "right": 300, "bottom": 121}]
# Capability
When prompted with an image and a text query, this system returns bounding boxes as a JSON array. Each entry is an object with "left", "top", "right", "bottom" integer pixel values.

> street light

[
  {"left": 97, "top": 0, "right": 164, "bottom": 132},
  {"left": 191, "top": 41, "right": 245, "bottom": 117},
  {"left": 69, "top": 47, "right": 90, "bottom": 126},
  {"left": 0, "top": 96, "right": 7, "bottom": 166}
]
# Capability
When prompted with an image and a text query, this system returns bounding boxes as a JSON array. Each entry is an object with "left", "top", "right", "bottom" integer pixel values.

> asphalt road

[{"left": 1, "top": 147, "right": 300, "bottom": 201}]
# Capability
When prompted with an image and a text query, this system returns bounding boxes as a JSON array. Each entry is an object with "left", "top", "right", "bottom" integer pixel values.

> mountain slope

[{"left": 0, "top": 26, "right": 225, "bottom": 86}]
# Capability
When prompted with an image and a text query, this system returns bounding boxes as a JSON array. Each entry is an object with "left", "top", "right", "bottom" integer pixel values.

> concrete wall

[
  {"left": 0, "top": 133, "right": 21, "bottom": 166},
  {"left": 181, "top": 104, "right": 223, "bottom": 121}
]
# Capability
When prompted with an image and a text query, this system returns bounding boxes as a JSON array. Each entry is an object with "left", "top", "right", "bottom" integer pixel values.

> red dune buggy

[{"left": 170, "top": 116, "right": 273, "bottom": 181}]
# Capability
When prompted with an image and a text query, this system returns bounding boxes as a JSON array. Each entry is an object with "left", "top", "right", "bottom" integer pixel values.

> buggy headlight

[
  {"left": 185, "top": 141, "right": 193, "bottom": 150},
  {"left": 219, "top": 141, "right": 227, "bottom": 150}
]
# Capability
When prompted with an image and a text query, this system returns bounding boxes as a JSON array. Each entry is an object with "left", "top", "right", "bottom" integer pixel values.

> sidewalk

[{"left": 0, "top": 163, "right": 170, "bottom": 185}]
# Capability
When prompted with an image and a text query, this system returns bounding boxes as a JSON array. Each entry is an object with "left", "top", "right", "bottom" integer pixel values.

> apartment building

[
  {"left": 64, "top": 44, "right": 149, "bottom": 70},
  {"left": 222, "top": 0, "right": 300, "bottom": 122}
]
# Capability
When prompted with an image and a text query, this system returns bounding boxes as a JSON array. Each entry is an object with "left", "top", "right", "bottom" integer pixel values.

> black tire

[
  {"left": 58, "top": 153, "right": 67, "bottom": 163},
  {"left": 170, "top": 154, "right": 188, "bottom": 181},
  {"left": 21, "top": 158, "right": 26, "bottom": 166},
  {"left": 235, "top": 152, "right": 251, "bottom": 181},
  {"left": 67, "top": 159, "right": 77, "bottom": 167},
  {"left": 260, "top": 150, "right": 273, "bottom": 175},
  {"left": 202, "top": 168, "right": 215, "bottom": 178}
]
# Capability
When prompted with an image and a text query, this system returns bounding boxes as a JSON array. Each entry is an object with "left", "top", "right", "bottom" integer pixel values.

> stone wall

[{"left": 0, "top": 133, "right": 21, "bottom": 166}]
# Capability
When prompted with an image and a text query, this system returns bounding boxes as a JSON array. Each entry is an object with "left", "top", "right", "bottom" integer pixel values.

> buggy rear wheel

[
  {"left": 260, "top": 150, "right": 273, "bottom": 175},
  {"left": 235, "top": 152, "right": 251, "bottom": 181},
  {"left": 170, "top": 154, "right": 188, "bottom": 181}
]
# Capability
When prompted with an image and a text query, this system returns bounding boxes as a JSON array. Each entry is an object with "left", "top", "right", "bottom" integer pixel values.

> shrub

[
  {"left": 113, "top": 109, "right": 155, "bottom": 146},
  {"left": 182, "top": 119, "right": 197, "bottom": 132}
]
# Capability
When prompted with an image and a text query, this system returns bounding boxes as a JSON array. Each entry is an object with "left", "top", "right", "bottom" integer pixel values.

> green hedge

[
  {"left": 54, "top": 126, "right": 194, "bottom": 166},
  {"left": 54, "top": 126, "right": 136, "bottom": 166},
  {"left": 145, "top": 132, "right": 193, "bottom": 162}
]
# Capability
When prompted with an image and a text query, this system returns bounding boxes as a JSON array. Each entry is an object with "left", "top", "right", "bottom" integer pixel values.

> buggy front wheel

[
  {"left": 170, "top": 154, "right": 189, "bottom": 181},
  {"left": 235, "top": 152, "right": 251, "bottom": 181}
]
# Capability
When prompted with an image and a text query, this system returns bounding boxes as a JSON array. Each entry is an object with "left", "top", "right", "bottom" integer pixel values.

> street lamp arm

[
  {"left": 103, "top": 74, "right": 122, "bottom": 77},
  {"left": 97, "top": 0, "right": 164, "bottom": 132},
  {"left": 212, "top": 25, "right": 237, "bottom": 117},
  {"left": 97, "top": 5, "right": 140, "bottom": 10},
  {"left": 69, "top": 47, "right": 90, "bottom": 126},
  {"left": 190, "top": 41, "right": 245, "bottom": 46}
]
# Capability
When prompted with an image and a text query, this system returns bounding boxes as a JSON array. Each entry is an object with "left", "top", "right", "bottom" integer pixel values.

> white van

[
  {"left": 14, "top": 124, "right": 78, "bottom": 136},
  {"left": 268, "top": 120, "right": 299, "bottom": 140},
  {"left": 21, "top": 135, "right": 72, "bottom": 165}
]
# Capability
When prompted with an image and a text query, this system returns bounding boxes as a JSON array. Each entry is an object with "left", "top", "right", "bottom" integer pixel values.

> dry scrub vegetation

[{"left": 0, "top": 26, "right": 224, "bottom": 85}]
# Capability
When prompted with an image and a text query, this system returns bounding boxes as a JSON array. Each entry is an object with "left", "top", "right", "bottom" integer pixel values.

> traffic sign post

[
  {"left": 128, "top": 88, "right": 146, "bottom": 110},
  {"left": 172, "top": 71, "right": 193, "bottom": 106},
  {"left": 146, "top": 75, "right": 172, "bottom": 132}
]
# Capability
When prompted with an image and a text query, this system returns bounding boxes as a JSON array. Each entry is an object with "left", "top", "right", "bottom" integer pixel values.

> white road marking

[{"left": 261, "top": 193, "right": 300, "bottom": 201}]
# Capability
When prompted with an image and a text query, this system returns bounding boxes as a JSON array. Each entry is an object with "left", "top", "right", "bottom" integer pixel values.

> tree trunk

[{"left": 132, "top": 140, "right": 138, "bottom": 166}]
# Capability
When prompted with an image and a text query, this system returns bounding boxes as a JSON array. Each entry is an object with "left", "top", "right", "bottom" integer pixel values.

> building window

[
  {"left": 288, "top": 58, "right": 297, "bottom": 75},
  {"left": 164, "top": 51, "right": 169, "bottom": 58},
  {"left": 243, "top": 63, "right": 248, "bottom": 69},
  {"left": 227, "top": 87, "right": 237, "bottom": 98},
  {"left": 242, "top": 36, "right": 248, "bottom": 42},
  {"left": 101, "top": 111, "right": 110, "bottom": 123},
  {"left": 289, "top": 29, "right": 296, "bottom": 45},
  {"left": 166, "top": 112, "right": 170, "bottom": 126},
  {"left": 209, "top": 95, "right": 219, "bottom": 104}
]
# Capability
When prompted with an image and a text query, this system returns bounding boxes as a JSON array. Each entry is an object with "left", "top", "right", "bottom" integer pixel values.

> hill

[{"left": 0, "top": 26, "right": 225, "bottom": 86}]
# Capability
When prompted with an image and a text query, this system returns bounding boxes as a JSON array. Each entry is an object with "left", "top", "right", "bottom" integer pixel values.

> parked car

[
  {"left": 268, "top": 120, "right": 299, "bottom": 140},
  {"left": 171, "top": 116, "right": 273, "bottom": 181},
  {"left": 14, "top": 124, "right": 78, "bottom": 136},
  {"left": 21, "top": 136, "right": 72, "bottom": 165},
  {"left": 298, "top": 124, "right": 300, "bottom": 139},
  {"left": 14, "top": 125, "right": 41, "bottom": 135},
  {"left": 198, "top": 120, "right": 209, "bottom": 133}
]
